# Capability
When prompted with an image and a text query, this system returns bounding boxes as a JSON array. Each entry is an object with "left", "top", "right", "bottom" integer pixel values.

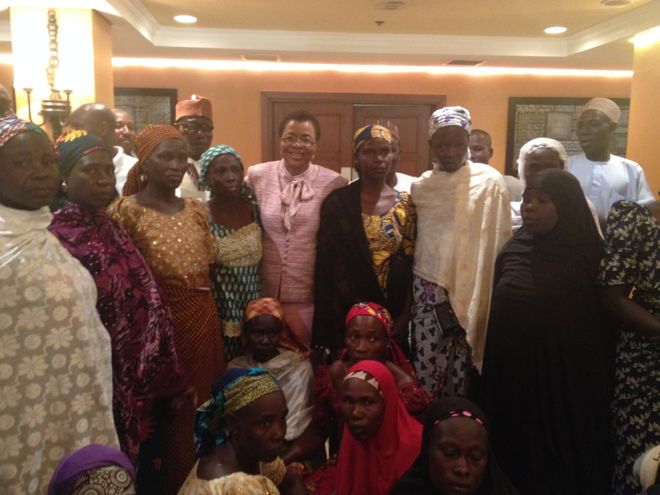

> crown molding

[{"left": 37, "top": 0, "right": 660, "bottom": 61}]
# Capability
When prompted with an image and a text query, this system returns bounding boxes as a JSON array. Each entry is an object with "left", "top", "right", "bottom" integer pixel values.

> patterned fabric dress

[
  {"left": 599, "top": 201, "right": 660, "bottom": 495},
  {"left": 49, "top": 201, "right": 188, "bottom": 488},
  {"left": 209, "top": 204, "right": 262, "bottom": 362},
  {"left": 362, "top": 191, "right": 415, "bottom": 291},
  {"left": 0, "top": 205, "right": 118, "bottom": 494},
  {"left": 110, "top": 196, "right": 224, "bottom": 494}
]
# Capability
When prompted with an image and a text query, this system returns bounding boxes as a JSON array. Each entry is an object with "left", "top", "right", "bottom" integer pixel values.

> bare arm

[{"left": 600, "top": 285, "right": 660, "bottom": 339}]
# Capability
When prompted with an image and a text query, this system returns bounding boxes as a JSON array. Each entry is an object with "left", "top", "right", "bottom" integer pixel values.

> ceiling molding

[
  {"left": 154, "top": 27, "right": 568, "bottom": 58},
  {"left": 566, "top": 0, "right": 660, "bottom": 54},
  {"left": 105, "top": 0, "right": 158, "bottom": 42},
  {"left": 16, "top": 0, "right": 660, "bottom": 63}
]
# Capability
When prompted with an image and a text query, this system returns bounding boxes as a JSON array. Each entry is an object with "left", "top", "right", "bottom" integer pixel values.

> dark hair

[
  {"left": 470, "top": 129, "right": 492, "bottom": 148},
  {"left": 278, "top": 110, "right": 321, "bottom": 141}
]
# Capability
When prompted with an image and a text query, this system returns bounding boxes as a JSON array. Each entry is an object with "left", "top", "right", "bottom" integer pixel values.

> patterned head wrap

[
  {"left": 375, "top": 118, "right": 400, "bottom": 140},
  {"left": 580, "top": 97, "right": 620, "bottom": 124},
  {"left": 0, "top": 115, "right": 48, "bottom": 148},
  {"left": 194, "top": 368, "right": 282, "bottom": 456},
  {"left": 122, "top": 124, "right": 184, "bottom": 195},
  {"left": 198, "top": 144, "right": 242, "bottom": 189},
  {"left": 353, "top": 124, "right": 393, "bottom": 153},
  {"left": 345, "top": 302, "right": 394, "bottom": 336},
  {"left": 344, "top": 369, "right": 383, "bottom": 396},
  {"left": 245, "top": 297, "right": 285, "bottom": 323},
  {"left": 55, "top": 130, "right": 111, "bottom": 177},
  {"left": 428, "top": 106, "right": 472, "bottom": 138},
  {"left": 517, "top": 137, "right": 568, "bottom": 187},
  {"left": 47, "top": 444, "right": 135, "bottom": 495}
]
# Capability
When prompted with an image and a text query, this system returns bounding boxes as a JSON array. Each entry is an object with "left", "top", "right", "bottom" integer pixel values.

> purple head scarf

[{"left": 48, "top": 444, "right": 136, "bottom": 495}]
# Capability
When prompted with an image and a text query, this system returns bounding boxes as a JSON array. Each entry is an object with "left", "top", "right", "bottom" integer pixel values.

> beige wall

[
  {"left": 113, "top": 66, "right": 632, "bottom": 175},
  {"left": 628, "top": 42, "right": 660, "bottom": 198}
]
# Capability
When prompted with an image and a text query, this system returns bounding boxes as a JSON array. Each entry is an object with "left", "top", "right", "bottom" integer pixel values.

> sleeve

[
  {"left": 598, "top": 201, "right": 644, "bottom": 287},
  {"left": 107, "top": 197, "right": 136, "bottom": 236},
  {"left": 399, "top": 193, "right": 416, "bottom": 256},
  {"left": 634, "top": 164, "right": 656, "bottom": 205}
]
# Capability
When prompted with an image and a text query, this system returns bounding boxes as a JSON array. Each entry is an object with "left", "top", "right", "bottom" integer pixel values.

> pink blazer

[{"left": 247, "top": 160, "right": 347, "bottom": 303}]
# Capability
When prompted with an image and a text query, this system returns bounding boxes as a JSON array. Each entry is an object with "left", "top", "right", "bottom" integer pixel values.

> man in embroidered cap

[
  {"left": 568, "top": 97, "right": 654, "bottom": 226},
  {"left": 410, "top": 106, "right": 512, "bottom": 398},
  {"left": 67, "top": 103, "right": 138, "bottom": 195},
  {"left": 175, "top": 94, "right": 214, "bottom": 200}
]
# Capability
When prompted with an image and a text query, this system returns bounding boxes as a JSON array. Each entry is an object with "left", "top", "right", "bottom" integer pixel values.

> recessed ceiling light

[
  {"left": 544, "top": 26, "right": 568, "bottom": 35},
  {"left": 377, "top": 1, "right": 406, "bottom": 10},
  {"left": 174, "top": 14, "right": 197, "bottom": 24},
  {"left": 601, "top": 0, "right": 631, "bottom": 6}
]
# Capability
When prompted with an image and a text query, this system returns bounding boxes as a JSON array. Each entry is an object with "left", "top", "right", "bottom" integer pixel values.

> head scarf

[
  {"left": 0, "top": 115, "right": 48, "bottom": 147},
  {"left": 392, "top": 397, "right": 520, "bottom": 495},
  {"left": 345, "top": 301, "right": 393, "bottom": 334},
  {"left": 336, "top": 360, "right": 422, "bottom": 495},
  {"left": 581, "top": 97, "right": 620, "bottom": 124},
  {"left": 519, "top": 169, "right": 602, "bottom": 277},
  {"left": 122, "top": 124, "right": 183, "bottom": 196},
  {"left": 175, "top": 94, "right": 213, "bottom": 121},
  {"left": 194, "top": 368, "right": 282, "bottom": 456},
  {"left": 353, "top": 124, "right": 393, "bottom": 153},
  {"left": 198, "top": 144, "right": 242, "bottom": 189},
  {"left": 55, "top": 130, "right": 111, "bottom": 177},
  {"left": 245, "top": 297, "right": 284, "bottom": 322},
  {"left": 244, "top": 297, "right": 310, "bottom": 356},
  {"left": 517, "top": 137, "right": 568, "bottom": 187},
  {"left": 428, "top": 106, "right": 472, "bottom": 138},
  {"left": 375, "top": 118, "right": 400, "bottom": 140},
  {"left": 47, "top": 444, "right": 136, "bottom": 495}
]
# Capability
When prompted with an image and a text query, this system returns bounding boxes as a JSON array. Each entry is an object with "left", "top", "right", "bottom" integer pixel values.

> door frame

[{"left": 261, "top": 91, "right": 446, "bottom": 161}]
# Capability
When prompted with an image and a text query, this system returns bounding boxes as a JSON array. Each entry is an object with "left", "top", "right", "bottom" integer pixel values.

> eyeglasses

[
  {"left": 178, "top": 123, "right": 214, "bottom": 134},
  {"left": 281, "top": 134, "right": 316, "bottom": 147}
]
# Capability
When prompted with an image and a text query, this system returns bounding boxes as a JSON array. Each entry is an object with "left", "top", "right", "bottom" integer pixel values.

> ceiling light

[
  {"left": 173, "top": 15, "right": 197, "bottom": 24},
  {"left": 544, "top": 26, "right": 567, "bottom": 35},
  {"left": 600, "top": 0, "right": 631, "bottom": 6},
  {"left": 377, "top": 1, "right": 406, "bottom": 10}
]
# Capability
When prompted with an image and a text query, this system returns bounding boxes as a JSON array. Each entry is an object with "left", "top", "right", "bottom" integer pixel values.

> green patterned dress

[{"left": 210, "top": 206, "right": 262, "bottom": 361}]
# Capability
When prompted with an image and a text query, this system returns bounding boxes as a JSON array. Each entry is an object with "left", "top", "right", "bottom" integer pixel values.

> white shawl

[{"left": 412, "top": 162, "right": 512, "bottom": 367}]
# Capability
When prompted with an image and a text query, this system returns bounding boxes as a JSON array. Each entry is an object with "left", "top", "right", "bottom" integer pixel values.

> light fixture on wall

[{"left": 23, "top": 9, "right": 71, "bottom": 138}]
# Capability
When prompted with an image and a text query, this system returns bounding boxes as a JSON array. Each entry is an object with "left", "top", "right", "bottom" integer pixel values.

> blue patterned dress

[{"left": 599, "top": 201, "right": 660, "bottom": 495}]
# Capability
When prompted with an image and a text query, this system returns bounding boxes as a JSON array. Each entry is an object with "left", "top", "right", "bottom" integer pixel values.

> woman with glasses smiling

[{"left": 247, "top": 110, "right": 347, "bottom": 346}]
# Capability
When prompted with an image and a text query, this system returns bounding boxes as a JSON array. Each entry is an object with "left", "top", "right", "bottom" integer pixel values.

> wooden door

[
  {"left": 262, "top": 93, "right": 444, "bottom": 176},
  {"left": 353, "top": 104, "right": 432, "bottom": 176},
  {"left": 271, "top": 101, "right": 353, "bottom": 173}
]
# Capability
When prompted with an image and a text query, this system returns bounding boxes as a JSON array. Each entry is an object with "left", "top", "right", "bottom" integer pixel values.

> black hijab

[
  {"left": 391, "top": 397, "right": 519, "bottom": 495},
  {"left": 514, "top": 168, "right": 603, "bottom": 279}
]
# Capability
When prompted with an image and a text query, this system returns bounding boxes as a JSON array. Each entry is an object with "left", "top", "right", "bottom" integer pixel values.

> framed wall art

[
  {"left": 113, "top": 87, "right": 178, "bottom": 132},
  {"left": 505, "top": 96, "right": 630, "bottom": 175}
]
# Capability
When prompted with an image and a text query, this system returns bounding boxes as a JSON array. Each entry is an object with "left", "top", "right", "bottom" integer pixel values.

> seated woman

[
  {"left": 179, "top": 368, "right": 305, "bottom": 495},
  {"left": 199, "top": 145, "right": 262, "bottom": 362},
  {"left": 482, "top": 169, "right": 616, "bottom": 494},
  {"left": 313, "top": 124, "right": 415, "bottom": 358},
  {"left": 284, "top": 302, "right": 430, "bottom": 464},
  {"left": 599, "top": 200, "right": 659, "bottom": 495},
  {"left": 48, "top": 445, "right": 136, "bottom": 495},
  {"left": 229, "top": 298, "right": 314, "bottom": 442},
  {"left": 392, "top": 397, "right": 520, "bottom": 495},
  {"left": 0, "top": 116, "right": 118, "bottom": 493},
  {"left": 48, "top": 130, "right": 189, "bottom": 478},
  {"left": 332, "top": 360, "right": 422, "bottom": 495}
]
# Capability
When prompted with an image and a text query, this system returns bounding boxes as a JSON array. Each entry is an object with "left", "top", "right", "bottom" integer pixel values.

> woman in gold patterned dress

[
  {"left": 109, "top": 125, "right": 224, "bottom": 493},
  {"left": 198, "top": 145, "right": 262, "bottom": 362},
  {"left": 313, "top": 124, "right": 416, "bottom": 359}
]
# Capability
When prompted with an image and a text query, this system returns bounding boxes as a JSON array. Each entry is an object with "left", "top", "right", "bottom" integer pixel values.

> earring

[{"left": 61, "top": 180, "right": 67, "bottom": 193}]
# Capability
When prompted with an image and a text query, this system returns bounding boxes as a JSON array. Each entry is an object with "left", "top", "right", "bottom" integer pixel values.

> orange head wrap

[{"left": 122, "top": 124, "right": 183, "bottom": 195}]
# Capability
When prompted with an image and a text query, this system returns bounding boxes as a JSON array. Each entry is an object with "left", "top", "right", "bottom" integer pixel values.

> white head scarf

[
  {"left": 580, "top": 97, "right": 621, "bottom": 124},
  {"left": 428, "top": 106, "right": 472, "bottom": 138},
  {"left": 517, "top": 137, "right": 568, "bottom": 186}
]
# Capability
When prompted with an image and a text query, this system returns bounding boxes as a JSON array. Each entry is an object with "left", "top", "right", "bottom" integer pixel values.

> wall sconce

[{"left": 23, "top": 9, "right": 72, "bottom": 138}]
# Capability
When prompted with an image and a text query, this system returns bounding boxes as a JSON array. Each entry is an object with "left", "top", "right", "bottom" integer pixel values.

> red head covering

[
  {"left": 344, "top": 302, "right": 415, "bottom": 376},
  {"left": 122, "top": 124, "right": 183, "bottom": 196},
  {"left": 336, "top": 360, "right": 422, "bottom": 495}
]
